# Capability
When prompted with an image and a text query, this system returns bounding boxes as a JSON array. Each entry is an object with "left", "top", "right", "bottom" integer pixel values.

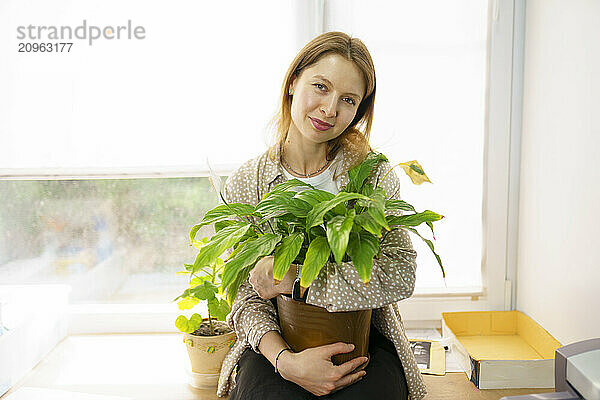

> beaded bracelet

[{"left": 275, "top": 347, "right": 293, "bottom": 374}]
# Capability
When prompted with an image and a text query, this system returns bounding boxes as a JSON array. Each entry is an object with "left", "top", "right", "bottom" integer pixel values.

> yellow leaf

[
  {"left": 177, "top": 296, "right": 199, "bottom": 310},
  {"left": 398, "top": 160, "right": 432, "bottom": 185}
]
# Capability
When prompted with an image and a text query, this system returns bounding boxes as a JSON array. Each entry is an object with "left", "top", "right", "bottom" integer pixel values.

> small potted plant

[
  {"left": 173, "top": 237, "right": 236, "bottom": 389},
  {"left": 188, "top": 151, "right": 444, "bottom": 367}
]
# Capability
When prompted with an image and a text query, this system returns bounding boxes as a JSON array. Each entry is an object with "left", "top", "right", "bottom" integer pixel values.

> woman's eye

[
  {"left": 343, "top": 97, "right": 356, "bottom": 106},
  {"left": 313, "top": 83, "right": 326, "bottom": 90}
]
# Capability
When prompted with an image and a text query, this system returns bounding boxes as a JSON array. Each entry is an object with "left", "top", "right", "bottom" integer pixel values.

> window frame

[{"left": 2, "top": 0, "right": 525, "bottom": 332}]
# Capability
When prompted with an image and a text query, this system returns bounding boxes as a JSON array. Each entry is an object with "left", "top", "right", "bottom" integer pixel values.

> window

[{"left": 1, "top": 0, "right": 522, "bottom": 329}]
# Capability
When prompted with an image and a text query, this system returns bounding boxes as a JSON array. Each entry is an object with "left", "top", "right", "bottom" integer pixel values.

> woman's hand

[
  {"left": 248, "top": 256, "right": 296, "bottom": 299},
  {"left": 278, "top": 342, "right": 368, "bottom": 396}
]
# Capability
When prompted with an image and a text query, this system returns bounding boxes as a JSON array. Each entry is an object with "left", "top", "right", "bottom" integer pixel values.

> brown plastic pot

[{"left": 276, "top": 294, "right": 371, "bottom": 371}]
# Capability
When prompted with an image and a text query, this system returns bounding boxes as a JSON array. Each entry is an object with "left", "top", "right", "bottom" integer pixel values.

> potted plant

[
  {"left": 173, "top": 237, "right": 236, "bottom": 389},
  {"left": 188, "top": 151, "right": 444, "bottom": 368}
]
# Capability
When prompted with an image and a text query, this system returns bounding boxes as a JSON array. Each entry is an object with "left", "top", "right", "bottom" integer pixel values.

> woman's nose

[{"left": 320, "top": 95, "right": 337, "bottom": 118}]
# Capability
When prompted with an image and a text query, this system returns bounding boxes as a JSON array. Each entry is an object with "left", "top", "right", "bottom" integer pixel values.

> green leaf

[
  {"left": 273, "top": 232, "right": 304, "bottom": 281},
  {"left": 354, "top": 212, "right": 383, "bottom": 238},
  {"left": 345, "top": 152, "right": 388, "bottom": 193},
  {"left": 208, "top": 297, "right": 231, "bottom": 321},
  {"left": 189, "top": 313, "right": 203, "bottom": 327},
  {"left": 190, "top": 203, "right": 255, "bottom": 243},
  {"left": 426, "top": 221, "right": 436, "bottom": 240},
  {"left": 404, "top": 227, "right": 445, "bottom": 278},
  {"left": 190, "top": 280, "right": 218, "bottom": 301},
  {"left": 177, "top": 296, "right": 200, "bottom": 310},
  {"left": 293, "top": 189, "right": 335, "bottom": 207},
  {"left": 214, "top": 219, "right": 238, "bottom": 232},
  {"left": 191, "top": 237, "right": 209, "bottom": 250},
  {"left": 224, "top": 237, "right": 250, "bottom": 262},
  {"left": 255, "top": 191, "right": 296, "bottom": 220},
  {"left": 361, "top": 183, "right": 374, "bottom": 197},
  {"left": 221, "top": 233, "right": 282, "bottom": 290},
  {"left": 175, "top": 315, "right": 191, "bottom": 333},
  {"left": 326, "top": 214, "right": 355, "bottom": 265},
  {"left": 226, "top": 265, "right": 253, "bottom": 304},
  {"left": 310, "top": 225, "right": 327, "bottom": 237},
  {"left": 306, "top": 192, "right": 371, "bottom": 231},
  {"left": 175, "top": 313, "right": 203, "bottom": 334},
  {"left": 386, "top": 210, "right": 444, "bottom": 227},
  {"left": 366, "top": 187, "right": 390, "bottom": 231},
  {"left": 267, "top": 179, "right": 315, "bottom": 195},
  {"left": 300, "top": 236, "right": 330, "bottom": 288},
  {"left": 385, "top": 199, "right": 416, "bottom": 213},
  {"left": 191, "top": 223, "right": 251, "bottom": 273},
  {"left": 213, "top": 257, "right": 225, "bottom": 269},
  {"left": 285, "top": 198, "right": 313, "bottom": 218},
  {"left": 346, "top": 231, "right": 380, "bottom": 284},
  {"left": 189, "top": 276, "right": 205, "bottom": 287}
]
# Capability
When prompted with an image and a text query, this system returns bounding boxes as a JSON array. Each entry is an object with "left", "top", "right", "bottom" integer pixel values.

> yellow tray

[{"left": 442, "top": 311, "right": 561, "bottom": 389}]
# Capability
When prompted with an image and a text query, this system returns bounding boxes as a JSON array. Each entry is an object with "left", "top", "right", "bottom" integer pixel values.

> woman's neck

[{"left": 281, "top": 136, "right": 330, "bottom": 177}]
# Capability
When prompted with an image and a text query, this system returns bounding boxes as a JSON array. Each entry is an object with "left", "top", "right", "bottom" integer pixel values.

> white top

[{"left": 281, "top": 162, "right": 340, "bottom": 195}]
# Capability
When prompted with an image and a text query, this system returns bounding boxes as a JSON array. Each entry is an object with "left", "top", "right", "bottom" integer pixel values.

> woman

[{"left": 216, "top": 32, "right": 427, "bottom": 400}]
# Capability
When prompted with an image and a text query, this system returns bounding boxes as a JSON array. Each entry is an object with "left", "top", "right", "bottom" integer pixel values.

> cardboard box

[{"left": 442, "top": 311, "right": 561, "bottom": 389}]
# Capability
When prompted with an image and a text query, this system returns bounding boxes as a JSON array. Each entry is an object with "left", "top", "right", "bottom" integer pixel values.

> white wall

[{"left": 517, "top": 0, "right": 600, "bottom": 345}]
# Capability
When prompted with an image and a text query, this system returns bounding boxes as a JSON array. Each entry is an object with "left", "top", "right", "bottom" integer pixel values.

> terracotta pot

[
  {"left": 276, "top": 294, "right": 371, "bottom": 371},
  {"left": 183, "top": 318, "right": 236, "bottom": 388}
]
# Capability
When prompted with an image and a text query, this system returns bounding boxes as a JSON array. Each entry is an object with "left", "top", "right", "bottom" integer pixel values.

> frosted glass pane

[
  {"left": 325, "top": 0, "right": 488, "bottom": 290},
  {"left": 0, "top": 0, "right": 297, "bottom": 171},
  {"left": 0, "top": 178, "right": 219, "bottom": 303}
]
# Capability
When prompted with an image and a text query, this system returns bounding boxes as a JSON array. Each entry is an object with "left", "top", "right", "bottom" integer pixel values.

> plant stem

[
  {"left": 208, "top": 260, "right": 216, "bottom": 336},
  {"left": 208, "top": 311, "right": 214, "bottom": 336},
  {"left": 377, "top": 166, "right": 396, "bottom": 190},
  {"left": 266, "top": 219, "right": 275, "bottom": 234}
]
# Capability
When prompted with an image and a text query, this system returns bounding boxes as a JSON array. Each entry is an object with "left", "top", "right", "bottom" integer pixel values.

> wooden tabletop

[
  {"left": 2, "top": 334, "right": 555, "bottom": 400},
  {"left": 422, "top": 372, "right": 554, "bottom": 400}
]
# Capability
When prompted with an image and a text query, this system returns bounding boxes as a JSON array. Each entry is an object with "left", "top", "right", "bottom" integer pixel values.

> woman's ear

[{"left": 288, "top": 74, "right": 297, "bottom": 95}]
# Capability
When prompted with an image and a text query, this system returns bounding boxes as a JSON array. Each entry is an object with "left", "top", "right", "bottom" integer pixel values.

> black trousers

[{"left": 229, "top": 323, "right": 409, "bottom": 400}]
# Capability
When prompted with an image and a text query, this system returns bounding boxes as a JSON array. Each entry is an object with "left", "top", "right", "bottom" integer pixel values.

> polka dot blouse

[{"left": 216, "top": 145, "right": 427, "bottom": 400}]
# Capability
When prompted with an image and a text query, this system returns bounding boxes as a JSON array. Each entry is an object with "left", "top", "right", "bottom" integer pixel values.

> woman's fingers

[
  {"left": 320, "top": 342, "right": 355, "bottom": 359},
  {"left": 334, "top": 355, "right": 369, "bottom": 377},
  {"left": 248, "top": 256, "right": 279, "bottom": 299},
  {"left": 283, "top": 346, "right": 367, "bottom": 396},
  {"left": 332, "top": 370, "right": 367, "bottom": 393}
]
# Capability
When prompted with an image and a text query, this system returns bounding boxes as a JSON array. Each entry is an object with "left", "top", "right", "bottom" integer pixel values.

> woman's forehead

[{"left": 301, "top": 54, "right": 366, "bottom": 97}]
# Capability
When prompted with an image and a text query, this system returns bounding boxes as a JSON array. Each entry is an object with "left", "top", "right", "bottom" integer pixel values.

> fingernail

[{"left": 349, "top": 344, "right": 355, "bottom": 350}]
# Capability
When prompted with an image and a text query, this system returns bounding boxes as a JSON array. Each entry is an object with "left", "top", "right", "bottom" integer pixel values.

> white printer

[{"left": 501, "top": 338, "right": 600, "bottom": 400}]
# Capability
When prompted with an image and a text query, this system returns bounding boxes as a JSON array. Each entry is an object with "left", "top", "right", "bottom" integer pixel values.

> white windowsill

[{"left": 67, "top": 285, "right": 489, "bottom": 335}]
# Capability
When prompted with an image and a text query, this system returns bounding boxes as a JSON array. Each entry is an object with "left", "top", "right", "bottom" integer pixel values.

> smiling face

[{"left": 287, "top": 53, "right": 366, "bottom": 147}]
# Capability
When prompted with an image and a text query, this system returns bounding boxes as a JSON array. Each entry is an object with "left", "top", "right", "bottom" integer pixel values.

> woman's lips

[{"left": 309, "top": 117, "right": 333, "bottom": 131}]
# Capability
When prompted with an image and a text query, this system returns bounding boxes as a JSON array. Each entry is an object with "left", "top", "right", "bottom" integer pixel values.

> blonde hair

[{"left": 267, "top": 31, "right": 376, "bottom": 169}]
